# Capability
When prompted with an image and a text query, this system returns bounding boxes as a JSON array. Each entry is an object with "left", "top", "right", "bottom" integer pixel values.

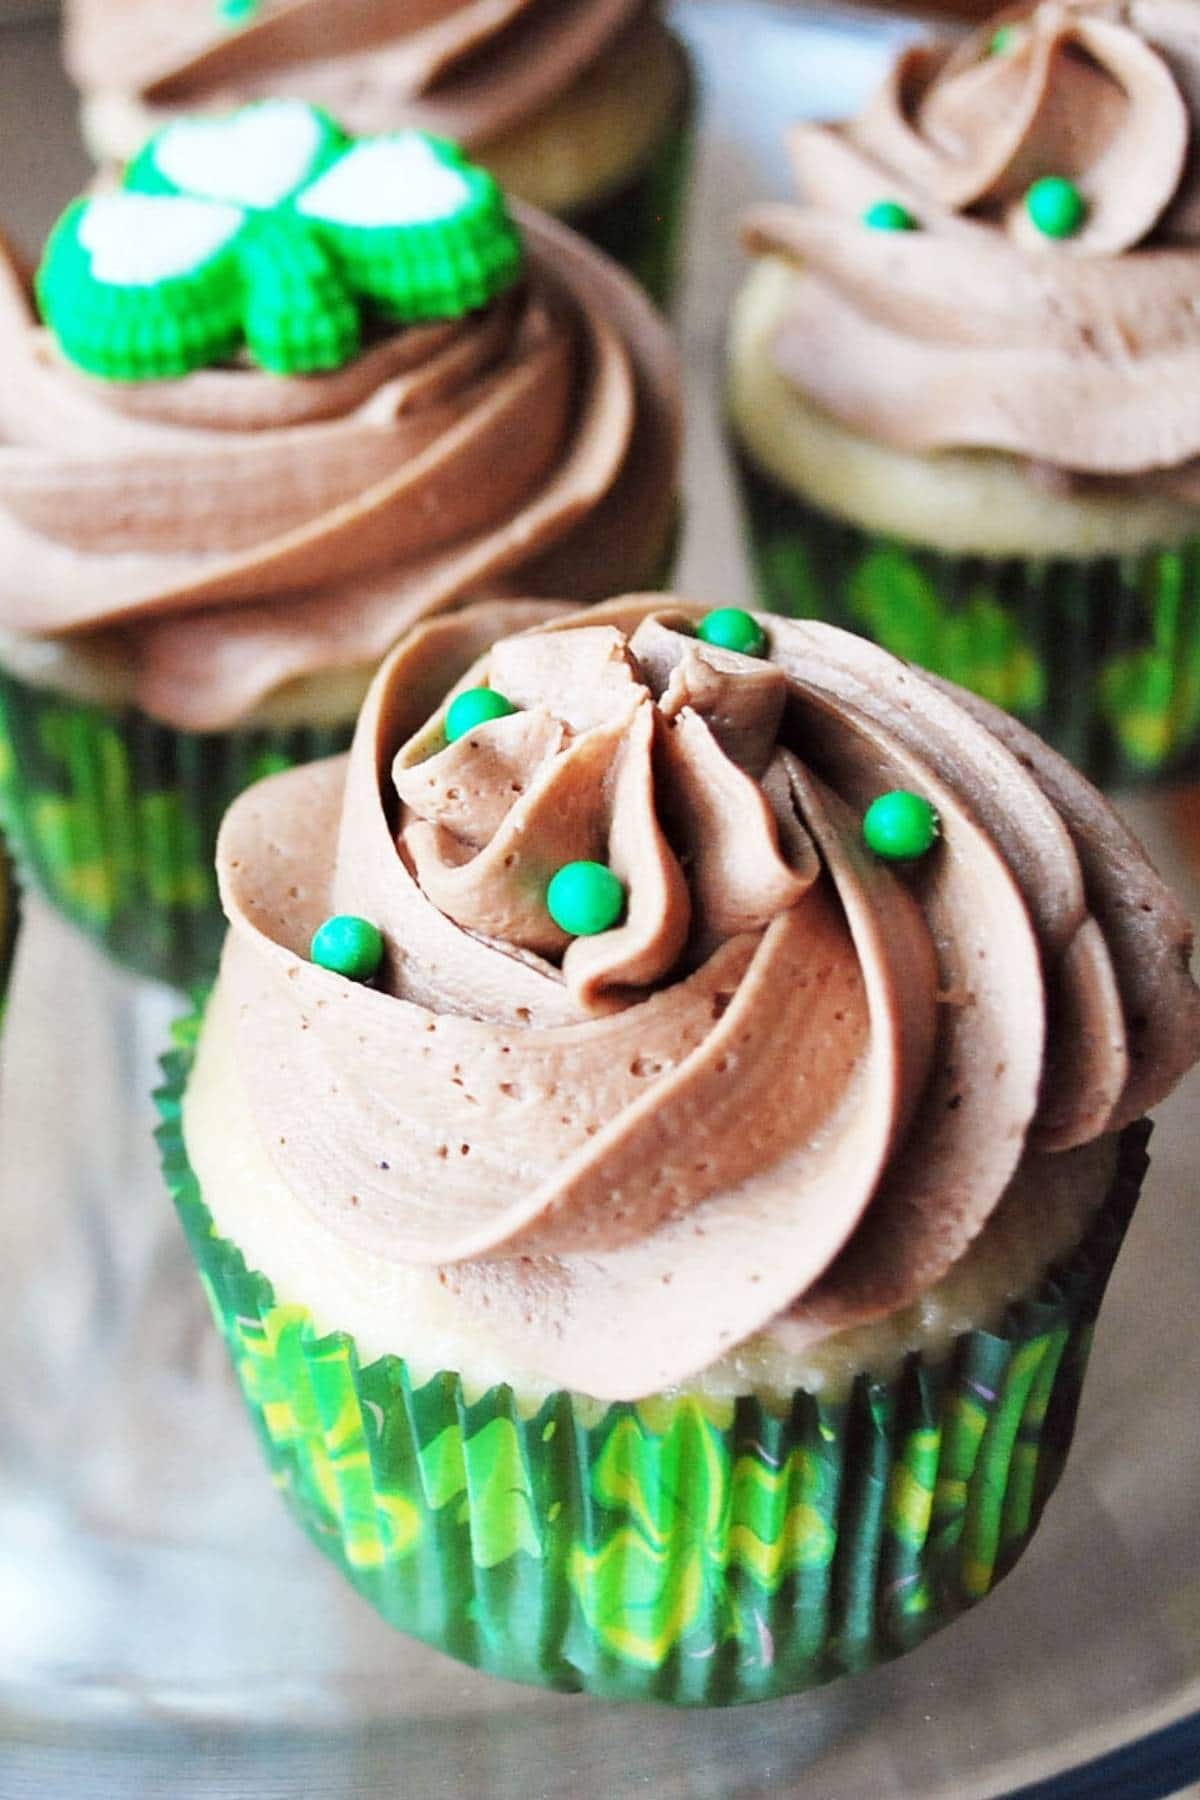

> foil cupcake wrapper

[
  {"left": 0, "top": 671, "right": 352, "bottom": 989},
  {"left": 156, "top": 1005, "right": 1150, "bottom": 1707},
  {"left": 565, "top": 43, "right": 695, "bottom": 310},
  {"left": 733, "top": 450, "right": 1200, "bottom": 788}
]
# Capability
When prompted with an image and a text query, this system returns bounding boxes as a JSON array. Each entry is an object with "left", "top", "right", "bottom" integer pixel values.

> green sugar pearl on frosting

[
  {"left": 863, "top": 200, "right": 918, "bottom": 233},
  {"left": 445, "top": 687, "right": 517, "bottom": 744},
  {"left": 696, "top": 607, "right": 767, "bottom": 658},
  {"left": 1025, "top": 176, "right": 1087, "bottom": 240},
  {"left": 989, "top": 24, "right": 1019, "bottom": 54},
  {"left": 547, "top": 862, "right": 626, "bottom": 937},
  {"left": 863, "top": 792, "right": 940, "bottom": 862},
  {"left": 311, "top": 914, "right": 384, "bottom": 982}
]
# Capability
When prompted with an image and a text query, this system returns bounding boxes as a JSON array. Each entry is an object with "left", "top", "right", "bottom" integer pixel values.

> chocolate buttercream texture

[
  {"left": 213, "top": 599, "right": 1200, "bottom": 1397},
  {"left": 0, "top": 210, "right": 679, "bottom": 730},
  {"left": 66, "top": 0, "right": 654, "bottom": 149},
  {"left": 743, "top": 0, "right": 1200, "bottom": 496}
]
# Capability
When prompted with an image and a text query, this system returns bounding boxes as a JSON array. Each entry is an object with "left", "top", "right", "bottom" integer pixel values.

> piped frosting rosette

[
  {"left": 214, "top": 596, "right": 1200, "bottom": 1401},
  {"left": 743, "top": 0, "right": 1200, "bottom": 495},
  {"left": 0, "top": 111, "right": 678, "bottom": 733},
  {"left": 67, "top": 0, "right": 660, "bottom": 152}
]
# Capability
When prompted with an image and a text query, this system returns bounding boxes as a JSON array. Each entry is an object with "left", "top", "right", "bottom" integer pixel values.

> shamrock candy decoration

[{"left": 37, "top": 100, "right": 525, "bottom": 382}]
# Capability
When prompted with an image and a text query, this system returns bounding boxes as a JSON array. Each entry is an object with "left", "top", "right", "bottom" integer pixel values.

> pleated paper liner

[
  {"left": 734, "top": 451, "right": 1200, "bottom": 789},
  {"left": 157, "top": 1004, "right": 1150, "bottom": 1707},
  {"left": 0, "top": 670, "right": 352, "bottom": 990},
  {"left": 565, "top": 45, "right": 695, "bottom": 311}
]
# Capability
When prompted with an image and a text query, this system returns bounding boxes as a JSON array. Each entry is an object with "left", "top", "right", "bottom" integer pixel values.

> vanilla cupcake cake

[
  {"left": 0, "top": 107, "right": 679, "bottom": 985},
  {"left": 730, "top": 0, "right": 1200, "bottom": 784},
  {"left": 64, "top": 0, "right": 694, "bottom": 304},
  {"left": 159, "top": 596, "right": 1200, "bottom": 1704}
]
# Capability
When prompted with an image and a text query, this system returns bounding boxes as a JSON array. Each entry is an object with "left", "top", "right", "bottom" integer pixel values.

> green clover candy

[{"left": 37, "top": 100, "right": 525, "bottom": 382}]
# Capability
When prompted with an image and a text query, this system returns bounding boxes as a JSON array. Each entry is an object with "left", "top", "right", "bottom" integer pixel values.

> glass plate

[{"left": 1, "top": 6, "right": 1199, "bottom": 1795}]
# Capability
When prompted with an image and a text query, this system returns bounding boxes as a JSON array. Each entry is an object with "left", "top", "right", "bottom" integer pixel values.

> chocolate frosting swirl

[
  {"left": 0, "top": 211, "right": 679, "bottom": 730},
  {"left": 212, "top": 596, "right": 1200, "bottom": 1397},
  {"left": 66, "top": 0, "right": 653, "bottom": 150},
  {"left": 743, "top": 1, "right": 1200, "bottom": 495}
]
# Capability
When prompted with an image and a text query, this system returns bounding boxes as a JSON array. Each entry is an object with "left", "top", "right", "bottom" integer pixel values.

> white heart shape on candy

[
  {"left": 296, "top": 134, "right": 472, "bottom": 229},
  {"left": 78, "top": 194, "right": 244, "bottom": 285},
  {"left": 153, "top": 99, "right": 328, "bottom": 209}
]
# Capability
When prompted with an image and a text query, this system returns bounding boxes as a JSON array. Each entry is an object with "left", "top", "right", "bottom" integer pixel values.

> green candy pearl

[
  {"left": 311, "top": 914, "right": 384, "bottom": 982},
  {"left": 862, "top": 791, "right": 940, "bottom": 862},
  {"left": 989, "top": 23, "right": 1019, "bottom": 54},
  {"left": 546, "top": 861, "right": 626, "bottom": 937},
  {"left": 1025, "top": 176, "right": 1087, "bottom": 240},
  {"left": 695, "top": 607, "right": 767, "bottom": 658},
  {"left": 445, "top": 687, "right": 517, "bottom": 744},
  {"left": 863, "top": 199, "right": 919, "bottom": 233}
]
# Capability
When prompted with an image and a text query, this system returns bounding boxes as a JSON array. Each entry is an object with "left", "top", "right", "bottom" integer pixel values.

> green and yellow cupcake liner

[
  {"left": 157, "top": 1005, "right": 1150, "bottom": 1706},
  {"left": 0, "top": 671, "right": 352, "bottom": 989},
  {"left": 735, "top": 454, "right": 1200, "bottom": 788},
  {"left": 566, "top": 56, "right": 694, "bottom": 311}
]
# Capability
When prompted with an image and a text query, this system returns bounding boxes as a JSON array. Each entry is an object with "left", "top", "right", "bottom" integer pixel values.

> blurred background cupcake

[
  {"left": 63, "top": 0, "right": 695, "bottom": 306},
  {"left": 160, "top": 595, "right": 1200, "bottom": 1704},
  {"left": 0, "top": 840, "right": 17, "bottom": 1022},
  {"left": 0, "top": 108, "right": 680, "bottom": 988},
  {"left": 728, "top": 0, "right": 1200, "bottom": 787}
]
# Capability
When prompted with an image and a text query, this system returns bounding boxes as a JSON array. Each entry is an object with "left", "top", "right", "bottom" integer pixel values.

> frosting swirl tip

[
  {"left": 742, "top": 0, "right": 1200, "bottom": 493},
  {"left": 211, "top": 595, "right": 1200, "bottom": 1395}
]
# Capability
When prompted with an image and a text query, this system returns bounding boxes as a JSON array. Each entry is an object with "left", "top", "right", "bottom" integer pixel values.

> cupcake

[
  {"left": 158, "top": 595, "right": 1200, "bottom": 1705},
  {"left": 0, "top": 111, "right": 679, "bottom": 987},
  {"left": 729, "top": 0, "right": 1200, "bottom": 785},
  {"left": 64, "top": 1, "right": 694, "bottom": 306}
]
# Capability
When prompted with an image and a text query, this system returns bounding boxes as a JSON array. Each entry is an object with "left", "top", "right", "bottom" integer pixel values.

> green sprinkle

[
  {"left": 217, "top": 0, "right": 261, "bottom": 21},
  {"left": 445, "top": 687, "right": 517, "bottom": 744},
  {"left": 546, "top": 862, "right": 626, "bottom": 937},
  {"left": 311, "top": 913, "right": 384, "bottom": 981},
  {"left": 1025, "top": 176, "right": 1087, "bottom": 240},
  {"left": 989, "top": 23, "right": 1019, "bottom": 54},
  {"left": 863, "top": 792, "right": 940, "bottom": 862},
  {"left": 863, "top": 199, "right": 919, "bottom": 234},
  {"left": 695, "top": 607, "right": 767, "bottom": 658}
]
